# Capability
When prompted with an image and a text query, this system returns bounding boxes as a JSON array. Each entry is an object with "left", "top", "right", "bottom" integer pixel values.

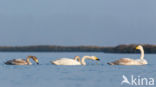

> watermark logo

[
  {"left": 121, "top": 75, "right": 131, "bottom": 85},
  {"left": 121, "top": 75, "right": 155, "bottom": 86}
]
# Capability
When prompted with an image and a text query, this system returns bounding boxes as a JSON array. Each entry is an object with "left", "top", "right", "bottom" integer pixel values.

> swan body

[
  {"left": 108, "top": 45, "right": 148, "bottom": 65},
  {"left": 51, "top": 56, "right": 100, "bottom": 66},
  {"left": 58, "top": 56, "right": 80, "bottom": 62},
  {"left": 5, "top": 56, "right": 39, "bottom": 65},
  {"left": 51, "top": 56, "right": 81, "bottom": 65}
]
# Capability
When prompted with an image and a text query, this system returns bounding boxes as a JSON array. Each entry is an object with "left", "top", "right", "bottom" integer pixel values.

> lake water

[{"left": 0, "top": 52, "right": 156, "bottom": 87}]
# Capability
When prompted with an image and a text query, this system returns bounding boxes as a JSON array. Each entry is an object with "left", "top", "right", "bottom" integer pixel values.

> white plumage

[
  {"left": 51, "top": 56, "right": 100, "bottom": 66},
  {"left": 108, "top": 45, "right": 148, "bottom": 65}
]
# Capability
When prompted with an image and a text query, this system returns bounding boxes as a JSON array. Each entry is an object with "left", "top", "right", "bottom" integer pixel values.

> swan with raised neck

[{"left": 107, "top": 45, "right": 148, "bottom": 65}]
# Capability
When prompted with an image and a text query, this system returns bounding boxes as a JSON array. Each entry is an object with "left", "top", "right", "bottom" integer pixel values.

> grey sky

[{"left": 0, "top": 0, "right": 156, "bottom": 46}]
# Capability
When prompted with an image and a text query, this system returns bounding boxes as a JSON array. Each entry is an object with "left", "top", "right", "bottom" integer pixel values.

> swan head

[
  {"left": 91, "top": 56, "right": 100, "bottom": 61},
  {"left": 28, "top": 56, "right": 39, "bottom": 65},
  {"left": 136, "top": 45, "right": 143, "bottom": 50}
]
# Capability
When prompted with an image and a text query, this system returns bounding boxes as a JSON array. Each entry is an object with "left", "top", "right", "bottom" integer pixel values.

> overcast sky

[{"left": 0, "top": 0, "right": 156, "bottom": 46}]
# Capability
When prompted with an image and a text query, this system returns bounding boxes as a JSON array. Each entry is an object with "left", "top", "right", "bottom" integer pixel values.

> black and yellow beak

[
  {"left": 95, "top": 57, "right": 100, "bottom": 61},
  {"left": 35, "top": 59, "right": 39, "bottom": 65},
  {"left": 96, "top": 58, "right": 100, "bottom": 61},
  {"left": 136, "top": 46, "right": 139, "bottom": 50}
]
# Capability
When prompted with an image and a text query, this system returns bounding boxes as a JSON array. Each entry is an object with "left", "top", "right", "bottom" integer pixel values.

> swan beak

[
  {"left": 136, "top": 46, "right": 140, "bottom": 50},
  {"left": 34, "top": 59, "right": 39, "bottom": 65},
  {"left": 96, "top": 58, "right": 100, "bottom": 61},
  {"left": 94, "top": 56, "right": 100, "bottom": 61}
]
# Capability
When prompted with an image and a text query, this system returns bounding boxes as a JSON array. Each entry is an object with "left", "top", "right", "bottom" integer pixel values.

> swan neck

[
  {"left": 140, "top": 48, "right": 144, "bottom": 60},
  {"left": 81, "top": 56, "right": 90, "bottom": 65},
  {"left": 74, "top": 56, "right": 80, "bottom": 62},
  {"left": 26, "top": 57, "right": 32, "bottom": 65}
]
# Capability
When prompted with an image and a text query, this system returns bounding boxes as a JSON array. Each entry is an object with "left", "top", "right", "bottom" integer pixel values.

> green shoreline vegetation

[{"left": 0, "top": 44, "right": 156, "bottom": 53}]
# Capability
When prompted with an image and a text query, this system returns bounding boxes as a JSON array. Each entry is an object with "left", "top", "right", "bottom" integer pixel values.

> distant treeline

[{"left": 0, "top": 44, "right": 156, "bottom": 53}]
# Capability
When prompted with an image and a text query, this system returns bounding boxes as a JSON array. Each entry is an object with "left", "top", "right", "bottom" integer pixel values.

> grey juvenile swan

[{"left": 5, "top": 56, "right": 39, "bottom": 65}]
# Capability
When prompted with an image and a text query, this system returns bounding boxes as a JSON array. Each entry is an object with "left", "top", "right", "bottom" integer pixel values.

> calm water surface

[{"left": 0, "top": 52, "right": 156, "bottom": 87}]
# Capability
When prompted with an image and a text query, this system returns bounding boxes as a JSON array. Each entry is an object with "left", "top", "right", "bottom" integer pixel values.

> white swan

[
  {"left": 57, "top": 56, "right": 81, "bottom": 62},
  {"left": 51, "top": 56, "right": 100, "bottom": 66},
  {"left": 107, "top": 45, "right": 148, "bottom": 65},
  {"left": 5, "top": 56, "right": 39, "bottom": 65}
]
